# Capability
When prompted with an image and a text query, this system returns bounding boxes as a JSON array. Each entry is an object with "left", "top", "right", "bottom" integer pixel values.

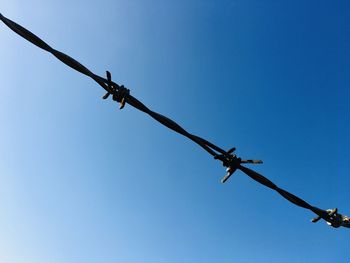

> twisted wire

[{"left": 1, "top": 13, "right": 348, "bottom": 228}]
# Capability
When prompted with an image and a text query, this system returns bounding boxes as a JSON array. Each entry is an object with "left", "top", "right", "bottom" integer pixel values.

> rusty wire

[{"left": 1, "top": 13, "right": 348, "bottom": 228}]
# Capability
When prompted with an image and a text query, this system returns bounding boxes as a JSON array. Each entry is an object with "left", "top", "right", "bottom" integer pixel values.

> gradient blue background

[{"left": 1, "top": 1, "right": 349, "bottom": 262}]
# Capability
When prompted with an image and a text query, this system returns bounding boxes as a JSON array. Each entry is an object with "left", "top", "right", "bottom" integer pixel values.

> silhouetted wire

[{"left": 1, "top": 13, "right": 348, "bottom": 228}]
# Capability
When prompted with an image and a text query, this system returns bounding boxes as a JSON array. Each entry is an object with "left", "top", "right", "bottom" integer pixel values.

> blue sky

[{"left": 1, "top": 1, "right": 349, "bottom": 262}]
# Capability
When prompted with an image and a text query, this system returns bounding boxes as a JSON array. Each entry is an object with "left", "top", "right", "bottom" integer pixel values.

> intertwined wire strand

[{"left": 1, "top": 13, "right": 348, "bottom": 228}]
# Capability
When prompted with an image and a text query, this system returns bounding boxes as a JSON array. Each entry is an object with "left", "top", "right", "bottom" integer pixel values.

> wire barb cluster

[
  {"left": 102, "top": 71, "right": 129, "bottom": 109},
  {"left": 1, "top": 13, "right": 349, "bottom": 229},
  {"left": 312, "top": 208, "right": 350, "bottom": 228},
  {"left": 214, "top": 147, "right": 262, "bottom": 183}
]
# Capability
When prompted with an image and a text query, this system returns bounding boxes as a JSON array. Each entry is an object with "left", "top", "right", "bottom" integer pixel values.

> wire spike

[{"left": 227, "top": 147, "right": 236, "bottom": 154}]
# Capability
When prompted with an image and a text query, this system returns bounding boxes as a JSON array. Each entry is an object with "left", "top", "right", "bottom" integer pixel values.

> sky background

[{"left": 0, "top": 0, "right": 349, "bottom": 262}]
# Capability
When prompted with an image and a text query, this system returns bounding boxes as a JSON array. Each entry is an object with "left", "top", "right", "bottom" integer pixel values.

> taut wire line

[{"left": 1, "top": 13, "right": 348, "bottom": 228}]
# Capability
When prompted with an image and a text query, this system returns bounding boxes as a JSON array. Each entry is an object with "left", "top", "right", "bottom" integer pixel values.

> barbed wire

[{"left": 1, "top": 13, "right": 348, "bottom": 228}]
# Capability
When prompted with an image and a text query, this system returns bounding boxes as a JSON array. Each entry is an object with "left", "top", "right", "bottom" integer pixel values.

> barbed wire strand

[{"left": 1, "top": 13, "right": 348, "bottom": 228}]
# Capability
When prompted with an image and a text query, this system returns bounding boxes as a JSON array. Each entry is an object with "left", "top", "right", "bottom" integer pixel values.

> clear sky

[{"left": 0, "top": 1, "right": 349, "bottom": 262}]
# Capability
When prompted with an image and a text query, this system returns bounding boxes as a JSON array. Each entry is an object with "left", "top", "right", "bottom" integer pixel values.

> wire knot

[
  {"left": 214, "top": 147, "right": 263, "bottom": 183},
  {"left": 311, "top": 208, "right": 350, "bottom": 228},
  {"left": 102, "top": 71, "right": 130, "bottom": 109},
  {"left": 214, "top": 148, "right": 241, "bottom": 183}
]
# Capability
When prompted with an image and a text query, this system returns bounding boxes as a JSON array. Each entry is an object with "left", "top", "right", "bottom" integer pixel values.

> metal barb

[
  {"left": 214, "top": 148, "right": 261, "bottom": 183},
  {"left": 311, "top": 208, "right": 350, "bottom": 228},
  {"left": 102, "top": 70, "right": 115, "bottom": 99},
  {"left": 102, "top": 71, "right": 130, "bottom": 109},
  {"left": 115, "top": 85, "right": 130, "bottom": 109}
]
